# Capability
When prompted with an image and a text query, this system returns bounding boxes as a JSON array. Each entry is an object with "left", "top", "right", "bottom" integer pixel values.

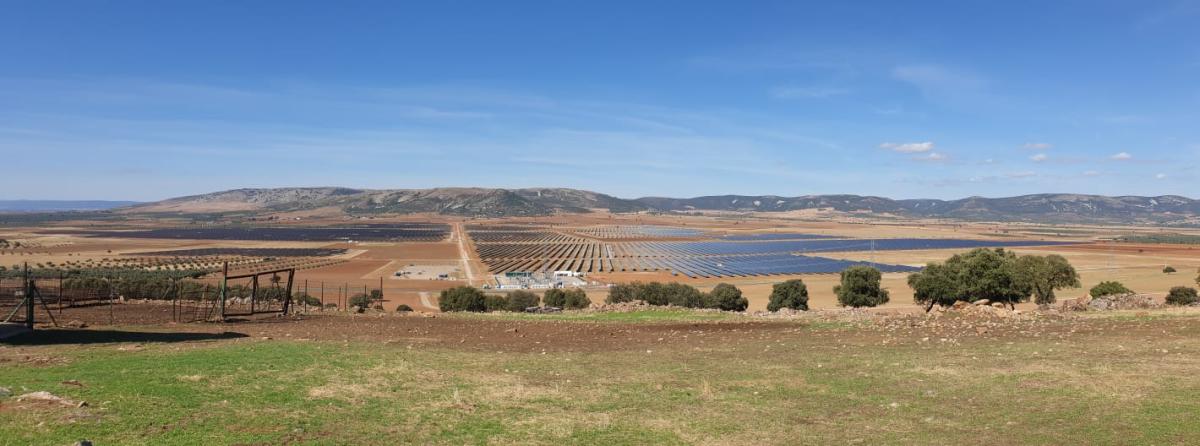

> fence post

[
  {"left": 24, "top": 263, "right": 33, "bottom": 329},
  {"left": 219, "top": 262, "right": 228, "bottom": 320}
]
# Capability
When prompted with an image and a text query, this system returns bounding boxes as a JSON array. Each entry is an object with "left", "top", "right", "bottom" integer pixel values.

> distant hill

[
  {"left": 0, "top": 200, "right": 140, "bottom": 212},
  {"left": 122, "top": 187, "right": 1200, "bottom": 224},
  {"left": 124, "top": 187, "right": 648, "bottom": 217}
]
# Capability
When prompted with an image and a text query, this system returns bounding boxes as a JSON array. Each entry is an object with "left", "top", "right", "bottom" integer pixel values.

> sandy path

[{"left": 418, "top": 291, "right": 437, "bottom": 310}]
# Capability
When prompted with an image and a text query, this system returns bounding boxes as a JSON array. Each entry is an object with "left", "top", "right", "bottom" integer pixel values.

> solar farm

[
  {"left": 466, "top": 224, "right": 1067, "bottom": 278},
  {"left": 50, "top": 223, "right": 451, "bottom": 242}
]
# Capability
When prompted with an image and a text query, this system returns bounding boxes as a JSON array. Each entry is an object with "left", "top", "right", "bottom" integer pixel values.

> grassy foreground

[{"left": 2, "top": 312, "right": 1199, "bottom": 445}]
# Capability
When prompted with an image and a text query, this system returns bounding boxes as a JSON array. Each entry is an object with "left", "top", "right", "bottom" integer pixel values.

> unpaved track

[{"left": 418, "top": 292, "right": 437, "bottom": 310}]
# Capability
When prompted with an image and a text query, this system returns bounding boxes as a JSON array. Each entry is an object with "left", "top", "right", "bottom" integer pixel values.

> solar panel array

[{"left": 467, "top": 225, "right": 1066, "bottom": 278}]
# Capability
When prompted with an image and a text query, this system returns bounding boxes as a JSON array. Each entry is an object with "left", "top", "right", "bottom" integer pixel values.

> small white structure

[{"left": 554, "top": 271, "right": 582, "bottom": 277}]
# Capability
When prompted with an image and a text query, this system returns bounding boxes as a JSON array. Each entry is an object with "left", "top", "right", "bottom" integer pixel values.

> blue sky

[{"left": 2, "top": 1, "right": 1198, "bottom": 201}]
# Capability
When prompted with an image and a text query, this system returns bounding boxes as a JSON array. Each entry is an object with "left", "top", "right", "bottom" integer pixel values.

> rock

[
  {"left": 974, "top": 299, "right": 991, "bottom": 306},
  {"left": 63, "top": 320, "right": 88, "bottom": 329},
  {"left": 0, "top": 386, "right": 11, "bottom": 398},
  {"left": 951, "top": 300, "right": 970, "bottom": 310},
  {"left": 16, "top": 391, "right": 83, "bottom": 407},
  {"left": 74, "top": 441, "right": 94, "bottom": 446}
]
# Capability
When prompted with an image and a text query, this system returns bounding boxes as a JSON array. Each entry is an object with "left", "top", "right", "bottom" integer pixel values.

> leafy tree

[
  {"left": 1015, "top": 254, "right": 1080, "bottom": 305},
  {"left": 664, "top": 282, "right": 704, "bottom": 308},
  {"left": 1163, "top": 266, "right": 1177, "bottom": 274},
  {"left": 908, "top": 263, "right": 961, "bottom": 311},
  {"left": 908, "top": 249, "right": 1073, "bottom": 310},
  {"left": 606, "top": 283, "right": 638, "bottom": 304},
  {"left": 546, "top": 288, "right": 591, "bottom": 309},
  {"left": 767, "top": 279, "right": 809, "bottom": 312},
  {"left": 484, "top": 294, "right": 509, "bottom": 312},
  {"left": 563, "top": 288, "right": 591, "bottom": 309},
  {"left": 505, "top": 290, "right": 540, "bottom": 312},
  {"left": 439, "top": 286, "right": 487, "bottom": 312},
  {"left": 543, "top": 288, "right": 569, "bottom": 308},
  {"left": 834, "top": 266, "right": 890, "bottom": 308},
  {"left": 370, "top": 289, "right": 384, "bottom": 300},
  {"left": 1165, "top": 286, "right": 1198, "bottom": 306},
  {"left": 704, "top": 283, "right": 748, "bottom": 311}
]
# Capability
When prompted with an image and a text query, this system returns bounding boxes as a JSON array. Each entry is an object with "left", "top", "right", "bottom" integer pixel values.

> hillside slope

[{"left": 124, "top": 188, "right": 1200, "bottom": 223}]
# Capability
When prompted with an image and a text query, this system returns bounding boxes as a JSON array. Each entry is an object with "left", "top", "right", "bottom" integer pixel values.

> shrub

[
  {"left": 767, "top": 279, "right": 808, "bottom": 312},
  {"left": 505, "top": 290, "right": 540, "bottom": 312},
  {"left": 439, "top": 286, "right": 487, "bottom": 312},
  {"left": 545, "top": 288, "right": 591, "bottom": 309},
  {"left": 544, "top": 288, "right": 569, "bottom": 307},
  {"left": 664, "top": 282, "right": 704, "bottom": 308},
  {"left": 606, "top": 283, "right": 638, "bottom": 304},
  {"left": 563, "top": 288, "right": 591, "bottom": 309},
  {"left": 484, "top": 294, "right": 509, "bottom": 312},
  {"left": 1163, "top": 266, "right": 1177, "bottom": 274},
  {"left": 293, "top": 292, "right": 321, "bottom": 307},
  {"left": 348, "top": 293, "right": 372, "bottom": 312},
  {"left": 704, "top": 283, "right": 748, "bottom": 311},
  {"left": 835, "top": 266, "right": 890, "bottom": 308},
  {"left": 1165, "top": 286, "right": 1198, "bottom": 306},
  {"left": 395, "top": 304, "right": 414, "bottom": 312},
  {"left": 1090, "top": 281, "right": 1133, "bottom": 298}
]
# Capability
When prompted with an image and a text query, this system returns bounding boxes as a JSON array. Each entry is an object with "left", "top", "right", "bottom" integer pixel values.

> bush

[
  {"left": 293, "top": 292, "right": 321, "bottom": 307},
  {"left": 545, "top": 288, "right": 591, "bottom": 309},
  {"left": 1090, "top": 281, "right": 1133, "bottom": 298},
  {"left": 348, "top": 293, "right": 372, "bottom": 312},
  {"left": 1165, "top": 286, "right": 1198, "bottom": 306},
  {"left": 835, "top": 266, "right": 890, "bottom": 308},
  {"left": 544, "top": 288, "right": 569, "bottom": 307},
  {"left": 1163, "top": 266, "right": 1177, "bottom": 274},
  {"left": 606, "top": 283, "right": 638, "bottom": 304},
  {"left": 767, "top": 279, "right": 808, "bottom": 312},
  {"left": 505, "top": 290, "right": 540, "bottom": 312},
  {"left": 563, "top": 288, "right": 591, "bottom": 309},
  {"left": 439, "top": 286, "right": 487, "bottom": 312},
  {"left": 704, "top": 283, "right": 748, "bottom": 311},
  {"left": 484, "top": 294, "right": 509, "bottom": 312},
  {"left": 664, "top": 282, "right": 704, "bottom": 308},
  {"left": 395, "top": 304, "right": 414, "bottom": 312}
]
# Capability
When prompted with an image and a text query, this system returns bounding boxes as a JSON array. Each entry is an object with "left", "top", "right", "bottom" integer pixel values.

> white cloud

[
  {"left": 1023, "top": 142, "right": 1053, "bottom": 150},
  {"left": 880, "top": 141, "right": 934, "bottom": 153},
  {"left": 769, "top": 86, "right": 850, "bottom": 99},
  {"left": 1110, "top": 152, "right": 1133, "bottom": 160},
  {"left": 1030, "top": 153, "right": 1048, "bottom": 162},
  {"left": 1006, "top": 171, "right": 1037, "bottom": 178},
  {"left": 913, "top": 152, "right": 948, "bottom": 162},
  {"left": 1082, "top": 170, "right": 1100, "bottom": 177},
  {"left": 1156, "top": 173, "right": 1167, "bottom": 180}
]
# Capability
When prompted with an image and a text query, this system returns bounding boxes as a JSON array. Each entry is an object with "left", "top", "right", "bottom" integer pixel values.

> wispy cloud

[
  {"left": 913, "top": 152, "right": 948, "bottom": 162},
  {"left": 1030, "top": 153, "right": 1048, "bottom": 162},
  {"left": 891, "top": 64, "right": 991, "bottom": 107},
  {"left": 769, "top": 85, "right": 851, "bottom": 99},
  {"left": 1023, "top": 142, "right": 1053, "bottom": 150},
  {"left": 1111, "top": 152, "right": 1133, "bottom": 160},
  {"left": 880, "top": 141, "right": 934, "bottom": 153}
]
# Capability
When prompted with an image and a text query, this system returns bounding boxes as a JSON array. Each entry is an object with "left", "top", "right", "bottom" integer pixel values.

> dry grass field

[{"left": 3, "top": 212, "right": 1198, "bottom": 313}]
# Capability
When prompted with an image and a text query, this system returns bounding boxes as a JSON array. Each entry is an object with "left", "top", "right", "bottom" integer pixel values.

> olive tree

[
  {"left": 834, "top": 266, "right": 889, "bottom": 308},
  {"left": 767, "top": 279, "right": 809, "bottom": 312},
  {"left": 1015, "top": 254, "right": 1080, "bottom": 305}
]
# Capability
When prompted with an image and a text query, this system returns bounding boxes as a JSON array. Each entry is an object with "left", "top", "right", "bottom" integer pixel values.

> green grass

[{"left": 2, "top": 315, "right": 1200, "bottom": 445}]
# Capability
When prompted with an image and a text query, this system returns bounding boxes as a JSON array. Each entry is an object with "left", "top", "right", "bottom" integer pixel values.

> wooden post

[
  {"left": 283, "top": 269, "right": 294, "bottom": 315},
  {"left": 23, "top": 263, "right": 33, "bottom": 329},
  {"left": 320, "top": 281, "right": 325, "bottom": 308},
  {"left": 219, "top": 261, "right": 228, "bottom": 320}
]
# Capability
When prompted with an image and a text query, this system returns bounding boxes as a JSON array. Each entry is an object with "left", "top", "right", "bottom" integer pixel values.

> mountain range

[{"left": 118, "top": 187, "right": 1200, "bottom": 225}]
